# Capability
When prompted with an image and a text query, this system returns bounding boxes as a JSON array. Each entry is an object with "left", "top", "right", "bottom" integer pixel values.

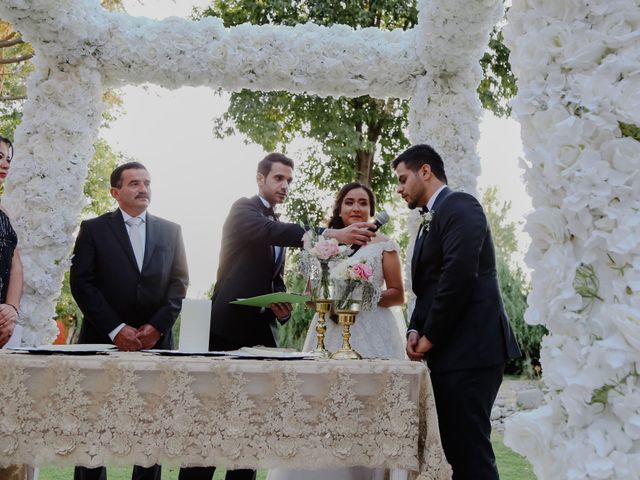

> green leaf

[{"left": 619, "top": 121, "right": 640, "bottom": 142}]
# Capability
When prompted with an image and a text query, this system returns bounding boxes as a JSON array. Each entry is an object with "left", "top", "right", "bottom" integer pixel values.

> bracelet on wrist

[{"left": 6, "top": 303, "right": 19, "bottom": 317}]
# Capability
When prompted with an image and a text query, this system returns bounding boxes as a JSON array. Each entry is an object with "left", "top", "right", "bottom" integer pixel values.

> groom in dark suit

[
  {"left": 393, "top": 144, "right": 521, "bottom": 480},
  {"left": 179, "top": 153, "right": 375, "bottom": 480},
  {"left": 71, "top": 161, "right": 189, "bottom": 480}
]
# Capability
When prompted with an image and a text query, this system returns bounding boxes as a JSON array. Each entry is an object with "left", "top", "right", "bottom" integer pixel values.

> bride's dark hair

[{"left": 328, "top": 182, "right": 376, "bottom": 228}]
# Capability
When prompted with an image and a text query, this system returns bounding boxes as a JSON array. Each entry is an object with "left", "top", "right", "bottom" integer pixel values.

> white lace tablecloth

[{"left": 0, "top": 351, "right": 451, "bottom": 480}]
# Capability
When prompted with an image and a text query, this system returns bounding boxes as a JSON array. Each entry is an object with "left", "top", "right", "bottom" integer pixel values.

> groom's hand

[
  {"left": 330, "top": 222, "right": 376, "bottom": 245},
  {"left": 415, "top": 335, "right": 433, "bottom": 355},
  {"left": 406, "top": 331, "right": 423, "bottom": 361}
]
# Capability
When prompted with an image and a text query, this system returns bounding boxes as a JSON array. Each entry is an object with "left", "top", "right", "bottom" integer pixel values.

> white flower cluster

[
  {"left": 404, "top": 0, "right": 502, "bottom": 321},
  {"left": 504, "top": 1, "right": 640, "bottom": 478},
  {"left": 409, "top": 0, "right": 504, "bottom": 195},
  {"left": 1, "top": 0, "right": 425, "bottom": 99},
  {"left": 1, "top": 58, "right": 105, "bottom": 345},
  {"left": 102, "top": 15, "right": 423, "bottom": 99}
]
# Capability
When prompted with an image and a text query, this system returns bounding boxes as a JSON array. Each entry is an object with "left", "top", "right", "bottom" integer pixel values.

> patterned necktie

[
  {"left": 263, "top": 206, "right": 282, "bottom": 261},
  {"left": 126, "top": 217, "right": 144, "bottom": 270},
  {"left": 265, "top": 206, "right": 280, "bottom": 221}
]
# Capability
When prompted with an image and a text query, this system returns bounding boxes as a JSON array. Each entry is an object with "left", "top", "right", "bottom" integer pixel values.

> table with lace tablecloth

[{"left": 0, "top": 351, "right": 451, "bottom": 479}]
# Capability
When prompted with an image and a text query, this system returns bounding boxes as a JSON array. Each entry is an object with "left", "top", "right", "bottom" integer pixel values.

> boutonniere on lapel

[{"left": 420, "top": 209, "right": 434, "bottom": 232}]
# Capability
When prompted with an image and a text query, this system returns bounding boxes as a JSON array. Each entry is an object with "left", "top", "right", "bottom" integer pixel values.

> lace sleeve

[{"left": 382, "top": 238, "right": 400, "bottom": 253}]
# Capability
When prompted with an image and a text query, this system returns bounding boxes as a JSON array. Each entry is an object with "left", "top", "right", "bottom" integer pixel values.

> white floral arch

[{"left": 1, "top": 0, "right": 639, "bottom": 478}]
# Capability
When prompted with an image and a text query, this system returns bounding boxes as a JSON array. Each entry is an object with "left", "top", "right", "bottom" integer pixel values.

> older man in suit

[
  {"left": 70, "top": 161, "right": 189, "bottom": 480},
  {"left": 393, "top": 144, "right": 521, "bottom": 480}
]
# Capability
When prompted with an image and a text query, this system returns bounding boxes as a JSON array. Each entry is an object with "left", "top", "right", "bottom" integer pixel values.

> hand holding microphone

[{"left": 350, "top": 210, "right": 390, "bottom": 254}]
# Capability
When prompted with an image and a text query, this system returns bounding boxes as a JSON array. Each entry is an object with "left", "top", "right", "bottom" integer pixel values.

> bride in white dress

[{"left": 268, "top": 183, "right": 407, "bottom": 480}]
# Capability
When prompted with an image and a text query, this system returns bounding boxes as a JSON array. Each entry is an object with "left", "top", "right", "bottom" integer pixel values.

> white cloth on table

[{"left": 268, "top": 239, "right": 409, "bottom": 480}]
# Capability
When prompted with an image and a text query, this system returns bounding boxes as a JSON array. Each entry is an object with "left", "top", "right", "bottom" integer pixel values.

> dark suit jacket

[
  {"left": 70, "top": 210, "right": 189, "bottom": 349},
  {"left": 210, "top": 196, "right": 306, "bottom": 349},
  {"left": 410, "top": 187, "right": 521, "bottom": 372}
]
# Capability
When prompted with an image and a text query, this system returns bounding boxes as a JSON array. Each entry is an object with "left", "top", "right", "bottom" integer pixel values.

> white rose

[
  {"left": 599, "top": 10, "right": 640, "bottom": 48},
  {"left": 525, "top": 207, "right": 568, "bottom": 252},
  {"left": 539, "top": 334, "right": 583, "bottom": 390},
  {"left": 504, "top": 405, "right": 556, "bottom": 478},
  {"left": 609, "top": 303, "right": 640, "bottom": 352},
  {"left": 602, "top": 137, "right": 640, "bottom": 175}
]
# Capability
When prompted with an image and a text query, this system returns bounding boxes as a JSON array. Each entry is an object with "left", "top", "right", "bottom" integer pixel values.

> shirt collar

[
  {"left": 258, "top": 195, "right": 272, "bottom": 209},
  {"left": 120, "top": 208, "right": 147, "bottom": 223},
  {"left": 426, "top": 184, "right": 447, "bottom": 212}
]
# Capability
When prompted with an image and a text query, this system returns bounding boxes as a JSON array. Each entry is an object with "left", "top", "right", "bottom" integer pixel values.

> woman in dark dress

[{"left": 0, "top": 134, "right": 22, "bottom": 348}]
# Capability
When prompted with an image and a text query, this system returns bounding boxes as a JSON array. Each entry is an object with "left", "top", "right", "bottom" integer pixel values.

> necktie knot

[
  {"left": 420, "top": 205, "right": 429, "bottom": 215},
  {"left": 126, "top": 217, "right": 143, "bottom": 227},
  {"left": 125, "top": 217, "right": 144, "bottom": 270}
]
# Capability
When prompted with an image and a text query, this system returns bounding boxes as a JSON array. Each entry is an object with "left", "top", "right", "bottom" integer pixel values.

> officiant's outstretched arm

[
  {"left": 393, "top": 144, "right": 521, "bottom": 480},
  {"left": 179, "top": 153, "right": 375, "bottom": 480}
]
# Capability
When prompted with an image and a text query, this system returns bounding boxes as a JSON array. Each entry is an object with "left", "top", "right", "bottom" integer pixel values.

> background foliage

[{"left": 482, "top": 186, "right": 546, "bottom": 376}]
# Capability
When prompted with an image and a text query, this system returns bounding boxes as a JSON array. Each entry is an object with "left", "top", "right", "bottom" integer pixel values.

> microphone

[{"left": 350, "top": 210, "right": 390, "bottom": 255}]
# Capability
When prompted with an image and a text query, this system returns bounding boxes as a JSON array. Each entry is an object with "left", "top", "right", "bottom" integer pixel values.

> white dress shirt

[
  {"left": 109, "top": 209, "right": 147, "bottom": 341},
  {"left": 259, "top": 196, "right": 282, "bottom": 261},
  {"left": 408, "top": 184, "right": 448, "bottom": 337}
]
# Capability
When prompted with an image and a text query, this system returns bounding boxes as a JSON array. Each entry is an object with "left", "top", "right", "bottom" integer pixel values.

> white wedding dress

[{"left": 267, "top": 239, "right": 408, "bottom": 480}]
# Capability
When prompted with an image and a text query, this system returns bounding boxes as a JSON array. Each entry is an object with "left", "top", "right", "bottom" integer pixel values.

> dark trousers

[
  {"left": 178, "top": 467, "right": 255, "bottom": 480},
  {"left": 178, "top": 336, "right": 256, "bottom": 480},
  {"left": 430, "top": 364, "right": 504, "bottom": 480},
  {"left": 74, "top": 465, "right": 161, "bottom": 480}
]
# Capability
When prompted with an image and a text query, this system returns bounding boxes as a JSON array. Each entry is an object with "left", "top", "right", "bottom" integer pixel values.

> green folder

[{"left": 230, "top": 292, "right": 310, "bottom": 307}]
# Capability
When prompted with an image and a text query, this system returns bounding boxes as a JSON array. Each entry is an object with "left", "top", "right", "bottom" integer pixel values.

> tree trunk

[{"left": 356, "top": 149, "right": 374, "bottom": 186}]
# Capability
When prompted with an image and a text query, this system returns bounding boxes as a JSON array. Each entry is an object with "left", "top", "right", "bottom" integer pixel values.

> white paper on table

[
  {"left": 179, "top": 298, "right": 212, "bottom": 352},
  {"left": 2, "top": 324, "right": 22, "bottom": 349}
]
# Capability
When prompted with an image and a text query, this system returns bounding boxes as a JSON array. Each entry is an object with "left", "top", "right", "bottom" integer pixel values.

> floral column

[
  {"left": 504, "top": 1, "right": 640, "bottom": 478},
  {"left": 409, "top": 0, "right": 503, "bottom": 195},
  {"left": 405, "top": 0, "right": 503, "bottom": 304},
  {"left": 3, "top": 59, "right": 105, "bottom": 344}
]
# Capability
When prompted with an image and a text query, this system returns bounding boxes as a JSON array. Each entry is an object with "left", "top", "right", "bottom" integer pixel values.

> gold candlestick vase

[
  {"left": 330, "top": 303, "right": 361, "bottom": 360},
  {"left": 308, "top": 299, "right": 332, "bottom": 358}
]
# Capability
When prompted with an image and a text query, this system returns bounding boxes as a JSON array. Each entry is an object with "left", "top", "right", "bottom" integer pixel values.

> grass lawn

[
  {"left": 38, "top": 436, "right": 534, "bottom": 480},
  {"left": 493, "top": 432, "right": 536, "bottom": 480}
]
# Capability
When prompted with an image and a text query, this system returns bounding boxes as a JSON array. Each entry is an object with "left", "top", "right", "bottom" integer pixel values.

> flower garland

[
  {"left": 409, "top": 0, "right": 504, "bottom": 195},
  {"left": 504, "top": 1, "right": 640, "bottom": 477},
  {"left": 1, "top": 0, "right": 425, "bottom": 99}
]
